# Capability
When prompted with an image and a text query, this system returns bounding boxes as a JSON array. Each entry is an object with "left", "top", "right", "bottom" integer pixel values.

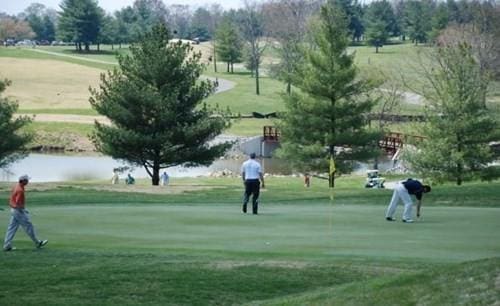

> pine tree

[
  {"left": 0, "top": 79, "right": 33, "bottom": 169},
  {"left": 364, "top": 0, "right": 394, "bottom": 53},
  {"left": 405, "top": 44, "right": 499, "bottom": 185},
  {"left": 90, "top": 24, "right": 232, "bottom": 185},
  {"left": 215, "top": 18, "right": 243, "bottom": 73},
  {"left": 405, "top": 0, "right": 433, "bottom": 45},
  {"left": 57, "top": 0, "right": 102, "bottom": 51},
  {"left": 277, "top": 2, "right": 381, "bottom": 188}
]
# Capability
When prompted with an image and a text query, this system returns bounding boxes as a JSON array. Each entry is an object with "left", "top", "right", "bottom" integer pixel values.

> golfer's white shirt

[{"left": 241, "top": 159, "right": 262, "bottom": 180}]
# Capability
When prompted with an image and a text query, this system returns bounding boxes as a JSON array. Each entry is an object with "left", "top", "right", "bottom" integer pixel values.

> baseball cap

[{"left": 19, "top": 175, "right": 31, "bottom": 181}]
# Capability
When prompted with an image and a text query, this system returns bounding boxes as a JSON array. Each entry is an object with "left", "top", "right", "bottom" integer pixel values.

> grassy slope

[{"left": 259, "top": 257, "right": 500, "bottom": 306}]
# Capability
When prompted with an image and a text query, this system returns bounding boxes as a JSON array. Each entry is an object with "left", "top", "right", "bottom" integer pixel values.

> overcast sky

[{"left": 2, "top": 0, "right": 253, "bottom": 15}]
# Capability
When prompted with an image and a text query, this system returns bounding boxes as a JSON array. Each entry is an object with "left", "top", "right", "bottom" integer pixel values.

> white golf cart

[{"left": 365, "top": 170, "right": 385, "bottom": 188}]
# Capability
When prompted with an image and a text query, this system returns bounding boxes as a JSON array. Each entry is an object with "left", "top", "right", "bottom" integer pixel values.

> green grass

[
  {"left": 228, "top": 118, "right": 274, "bottom": 136},
  {"left": 26, "top": 121, "right": 94, "bottom": 136},
  {"left": 0, "top": 177, "right": 499, "bottom": 305},
  {"left": 23, "top": 121, "right": 95, "bottom": 150},
  {"left": 38, "top": 45, "right": 127, "bottom": 63},
  {"left": 18, "top": 108, "right": 99, "bottom": 115},
  {"left": 261, "top": 257, "right": 500, "bottom": 306},
  {"left": 0, "top": 46, "right": 116, "bottom": 70},
  {"left": 205, "top": 70, "right": 287, "bottom": 114}
]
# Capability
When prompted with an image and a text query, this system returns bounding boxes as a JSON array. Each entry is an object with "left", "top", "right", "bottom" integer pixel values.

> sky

[{"left": 2, "top": 0, "right": 251, "bottom": 15}]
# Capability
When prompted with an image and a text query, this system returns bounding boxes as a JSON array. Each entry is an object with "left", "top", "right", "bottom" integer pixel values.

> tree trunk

[
  {"left": 286, "top": 81, "right": 291, "bottom": 95},
  {"left": 456, "top": 138, "right": 463, "bottom": 185},
  {"left": 375, "top": 46, "right": 379, "bottom": 53},
  {"left": 255, "top": 65, "right": 260, "bottom": 95},
  {"left": 152, "top": 162, "right": 160, "bottom": 186},
  {"left": 85, "top": 42, "right": 90, "bottom": 52},
  {"left": 97, "top": 43, "right": 100, "bottom": 51},
  {"left": 227, "top": 62, "right": 230, "bottom": 73},
  {"left": 231, "top": 62, "right": 234, "bottom": 73},
  {"left": 213, "top": 45, "right": 217, "bottom": 73}
]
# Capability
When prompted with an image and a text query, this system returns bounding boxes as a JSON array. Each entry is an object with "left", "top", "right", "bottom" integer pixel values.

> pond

[
  {"left": 0, "top": 154, "right": 293, "bottom": 182},
  {"left": 0, "top": 154, "right": 397, "bottom": 183}
]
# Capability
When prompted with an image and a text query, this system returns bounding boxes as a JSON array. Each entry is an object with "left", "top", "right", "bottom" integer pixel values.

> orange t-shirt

[{"left": 9, "top": 183, "right": 25, "bottom": 209}]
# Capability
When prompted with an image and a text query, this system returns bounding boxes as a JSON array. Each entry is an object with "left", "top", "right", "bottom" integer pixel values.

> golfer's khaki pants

[
  {"left": 385, "top": 182, "right": 413, "bottom": 221},
  {"left": 3, "top": 208, "right": 39, "bottom": 248}
]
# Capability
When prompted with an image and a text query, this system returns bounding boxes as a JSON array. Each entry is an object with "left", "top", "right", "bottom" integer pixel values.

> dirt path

[{"left": 27, "top": 114, "right": 111, "bottom": 125}]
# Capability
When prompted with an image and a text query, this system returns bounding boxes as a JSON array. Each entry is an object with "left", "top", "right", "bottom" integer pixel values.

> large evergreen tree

[
  {"left": 405, "top": 0, "right": 433, "bottom": 45},
  {"left": 215, "top": 18, "right": 243, "bottom": 73},
  {"left": 364, "top": 0, "right": 394, "bottom": 53},
  {"left": 23, "top": 3, "right": 56, "bottom": 42},
  {"left": 0, "top": 79, "right": 33, "bottom": 169},
  {"left": 428, "top": 2, "right": 449, "bottom": 42},
  {"left": 333, "top": 0, "right": 364, "bottom": 42},
  {"left": 90, "top": 24, "right": 232, "bottom": 185},
  {"left": 57, "top": 0, "right": 103, "bottom": 51},
  {"left": 277, "top": 2, "right": 381, "bottom": 188},
  {"left": 405, "top": 44, "right": 499, "bottom": 185}
]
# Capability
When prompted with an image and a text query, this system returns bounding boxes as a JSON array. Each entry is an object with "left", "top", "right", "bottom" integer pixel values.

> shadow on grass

[{"left": 61, "top": 49, "right": 120, "bottom": 56}]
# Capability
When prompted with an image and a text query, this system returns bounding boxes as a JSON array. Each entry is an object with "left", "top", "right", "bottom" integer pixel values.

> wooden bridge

[
  {"left": 262, "top": 126, "right": 424, "bottom": 156},
  {"left": 379, "top": 132, "right": 425, "bottom": 155},
  {"left": 263, "top": 126, "right": 280, "bottom": 142}
]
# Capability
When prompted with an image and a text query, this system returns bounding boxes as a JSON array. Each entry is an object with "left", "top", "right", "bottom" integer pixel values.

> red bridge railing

[
  {"left": 263, "top": 126, "right": 280, "bottom": 142},
  {"left": 379, "top": 132, "right": 425, "bottom": 155}
]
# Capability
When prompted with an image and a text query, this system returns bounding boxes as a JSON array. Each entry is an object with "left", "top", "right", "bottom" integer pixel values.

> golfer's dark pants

[{"left": 243, "top": 179, "right": 260, "bottom": 213}]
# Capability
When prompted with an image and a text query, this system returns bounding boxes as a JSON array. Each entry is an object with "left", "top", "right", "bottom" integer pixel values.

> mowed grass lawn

[
  {"left": 0, "top": 57, "right": 102, "bottom": 110},
  {"left": 0, "top": 177, "right": 499, "bottom": 305}
]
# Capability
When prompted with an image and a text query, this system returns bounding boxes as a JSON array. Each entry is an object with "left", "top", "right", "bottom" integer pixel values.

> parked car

[
  {"left": 4, "top": 39, "right": 15, "bottom": 46},
  {"left": 15, "top": 39, "right": 35, "bottom": 46},
  {"left": 51, "top": 40, "right": 72, "bottom": 46}
]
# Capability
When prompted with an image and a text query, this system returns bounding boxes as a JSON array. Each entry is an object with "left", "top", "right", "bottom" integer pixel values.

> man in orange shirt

[{"left": 3, "top": 175, "right": 48, "bottom": 251}]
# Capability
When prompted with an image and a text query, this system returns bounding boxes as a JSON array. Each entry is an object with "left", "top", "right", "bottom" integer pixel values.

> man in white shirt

[{"left": 241, "top": 153, "right": 265, "bottom": 214}]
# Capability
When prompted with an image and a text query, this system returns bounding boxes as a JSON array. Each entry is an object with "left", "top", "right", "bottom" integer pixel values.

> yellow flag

[{"left": 329, "top": 156, "right": 336, "bottom": 176}]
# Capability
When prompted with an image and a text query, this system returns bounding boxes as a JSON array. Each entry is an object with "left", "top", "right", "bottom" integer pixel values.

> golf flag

[
  {"left": 329, "top": 156, "right": 336, "bottom": 190},
  {"left": 329, "top": 156, "right": 336, "bottom": 176}
]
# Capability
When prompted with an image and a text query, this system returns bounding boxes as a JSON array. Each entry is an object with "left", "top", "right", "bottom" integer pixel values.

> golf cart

[{"left": 365, "top": 170, "right": 385, "bottom": 188}]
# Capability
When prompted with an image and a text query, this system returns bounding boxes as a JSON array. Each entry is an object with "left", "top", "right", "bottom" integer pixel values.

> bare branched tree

[
  {"left": 264, "top": 0, "right": 316, "bottom": 94},
  {"left": 239, "top": 0, "right": 269, "bottom": 95},
  {"left": 437, "top": 3, "right": 500, "bottom": 80}
]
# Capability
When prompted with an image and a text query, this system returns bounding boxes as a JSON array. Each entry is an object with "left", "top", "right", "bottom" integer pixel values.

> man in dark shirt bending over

[{"left": 385, "top": 178, "right": 431, "bottom": 223}]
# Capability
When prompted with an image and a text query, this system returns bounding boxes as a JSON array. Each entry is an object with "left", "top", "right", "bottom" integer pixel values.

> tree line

[
  {"left": 2, "top": 0, "right": 499, "bottom": 90},
  {"left": 0, "top": 0, "right": 498, "bottom": 50}
]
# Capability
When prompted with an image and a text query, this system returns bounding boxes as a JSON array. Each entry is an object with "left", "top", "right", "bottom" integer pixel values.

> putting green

[{"left": 1, "top": 203, "right": 498, "bottom": 263}]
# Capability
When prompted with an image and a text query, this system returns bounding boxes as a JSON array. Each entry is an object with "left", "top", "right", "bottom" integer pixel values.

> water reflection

[{"left": 0, "top": 154, "right": 396, "bottom": 183}]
